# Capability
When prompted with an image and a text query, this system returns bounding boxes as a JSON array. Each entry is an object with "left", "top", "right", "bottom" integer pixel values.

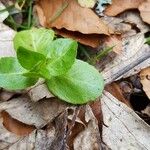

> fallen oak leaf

[
  {"left": 36, "top": 0, "right": 109, "bottom": 47},
  {"left": 104, "top": 0, "right": 145, "bottom": 16},
  {"left": 55, "top": 28, "right": 101, "bottom": 48},
  {"left": 37, "top": 0, "right": 109, "bottom": 34},
  {"left": 1, "top": 111, "right": 35, "bottom": 136}
]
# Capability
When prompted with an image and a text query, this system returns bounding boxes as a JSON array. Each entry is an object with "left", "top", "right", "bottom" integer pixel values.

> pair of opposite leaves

[{"left": 0, "top": 28, "right": 104, "bottom": 104}]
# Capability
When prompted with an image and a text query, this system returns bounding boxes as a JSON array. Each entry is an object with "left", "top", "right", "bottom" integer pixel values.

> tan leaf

[
  {"left": 140, "top": 67, "right": 150, "bottom": 99},
  {"left": 77, "top": 0, "right": 96, "bottom": 8},
  {"left": 103, "top": 35, "right": 122, "bottom": 54},
  {"left": 37, "top": 0, "right": 109, "bottom": 34},
  {"left": 139, "top": 0, "right": 150, "bottom": 24},
  {"left": 1, "top": 111, "right": 35, "bottom": 136},
  {"left": 104, "top": 0, "right": 145, "bottom": 16},
  {"left": 55, "top": 28, "right": 101, "bottom": 48},
  {"left": 0, "top": 97, "right": 67, "bottom": 128},
  {"left": 102, "top": 91, "right": 150, "bottom": 149}
]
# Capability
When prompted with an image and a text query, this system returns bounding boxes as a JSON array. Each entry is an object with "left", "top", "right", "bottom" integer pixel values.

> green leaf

[
  {"left": 14, "top": 28, "right": 55, "bottom": 56},
  {"left": 46, "top": 59, "right": 104, "bottom": 104},
  {"left": 0, "top": 57, "right": 37, "bottom": 90},
  {"left": 17, "top": 47, "right": 46, "bottom": 70},
  {"left": 46, "top": 38, "right": 77, "bottom": 76}
]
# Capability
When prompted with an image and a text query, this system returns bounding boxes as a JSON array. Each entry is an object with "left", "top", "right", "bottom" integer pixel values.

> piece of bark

[
  {"left": 139, "top": 0, "right": 150, "bottom": 25},
  {"left": 104, "top": 0, "right": 145, "bottom": 16},
  {"left": 102, "top": 91, "right": 150, "bottom": 150},
  {"left": 0, "top": 97, "right": 67, "bottom": 128},
  {"left": 102, "top": 33, "right": 150, "bottom": 84}
]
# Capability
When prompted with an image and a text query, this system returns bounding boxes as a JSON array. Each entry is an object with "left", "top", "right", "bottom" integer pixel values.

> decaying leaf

[
  {"left": 73, "top": 105, "right": 102, "bottom": 150},
  {"left": 0, "top": 97, "right": 67, "bottom": 128},
  {"left": 1, "top": 111, "right": 35, "bottom": 136},
  {"left": 101, "top": 16, "right": 132, "bottom": 34},
  {"left": 0, "top": 2, "right": 9, "bottom": 22},
  {"left": 0, "top": 23, "right": 16, "bottom": 57},
  {"left": 28, "top": 83, "right": 54, "bottom": 102},
  {"left": 78, "top": 0, "right": 96, "bottom": 8},
  {"left": 102, "top": 33, "right": 150, "bottom": 84},
  {"left": 140, "top": 67, "right": 150, "bottom": 100},
  {"left": 102, "top": 91, "right": 150, "bottom": 149},
  {"left": 119, "top": 11, "right": 150, "bottom": 33},
  {"left": 104, "top": 0, "right": 145, "bottom": 16},
  {"left": 138, "top": 0, "right": 150, "bottom": 25},
  {"left": 55, "top": 28, "right": 101, "bottom": 48},
  {"left": 36, "top": 0, "right": 109, "bottom": 47}
]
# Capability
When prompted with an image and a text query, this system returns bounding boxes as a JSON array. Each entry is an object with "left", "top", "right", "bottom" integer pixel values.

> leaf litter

[{"left": 0, "top": 0, "right": 150, "bottom": 149}]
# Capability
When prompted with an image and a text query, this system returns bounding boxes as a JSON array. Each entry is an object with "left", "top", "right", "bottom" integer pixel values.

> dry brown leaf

[
  {"left": 104, "top": 0, "right": 145, "bottom": 16},
  {"left": 103, "top": 35, "right": 122, "bottom": 54},
  {"left": 140, "top": 67, "right": 150, "bottom": 99},
  {"left": 73, "top": 105, "right": 102, "bottom": 150},
  {"left": 55, "top": 28, "right": 101, "bottom": 48},
  {"left": 36, "top": 0, "right": 110, "bottom": 47},
  {"left": 1, "top": 111, "right": 35, "bottom": 136},
  {"left": 0, "top": 97, "right": 67, "bottom": 128},
  {"left": 105, "top": 83, "right": 131, "bottom": 107},
  {"left": 139, "top": 0, "right": 150, "bottom": 24},
  {"left": 37, "top": 0, "right": 109, "bottom": 34},
  {"left": 102, "top": 91, "right": 150, "bottom": 149}
]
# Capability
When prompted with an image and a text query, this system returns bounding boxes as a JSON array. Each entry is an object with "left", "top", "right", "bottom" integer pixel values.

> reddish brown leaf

[
  {"left": 139, "top": 0, "right": 150, "bottom": 24},
  {"left": 104, "top": 0, "right": 145, "bottom": 16},
  {"left": 1, "top": 111, "right": 35, "bottom": 136},
  {"left": 55, "top": 28, "right": 101, "bottom": 48}
]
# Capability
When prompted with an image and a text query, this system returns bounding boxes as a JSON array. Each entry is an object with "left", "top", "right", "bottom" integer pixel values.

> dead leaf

[
  {"left": 104, "top": 0, "right": 145, "bottom": 16},
  {"left": 37, "top": 0, "right": 109, "bottom": 34},
  {"left": 140, "top": 67, "right": 150, "bottom": 99},
  {"left": 0, "top": 97, "right": 67, "bottom": 128},
  {"left": 73, "top": 105, "right": 102, "bottom": 150},
  {"left": 102, "top": 33, "right": 150, "bottom": 84},
  {"left": 55, "top": 28, "right": 101, "bottom": 48},
  {"left": 119, "top": 11, "right": 150, "bottom": 33},
  {"left": 101, "top": 16, "right": 132, "bottom": 34},
  {"left": 28, "top": 83, "right": 54, "bottom": 102},
  {"left": 36, "top": 0, "right": 110, "bottom": 47},
  {"left": 102, "top": 91, "right": 150, "bottom": 149},
  {"left": 105, "top": 83, "right": 131, "bottom": 107},
  {"left": 1, "top": 111, "right": 35, "bottom": 136},
  {"left": 103, "top": 35, "right": 122, "bottom": 54},
  {"left": 139, "top": 0, "right": 150, "bottom": 24}
]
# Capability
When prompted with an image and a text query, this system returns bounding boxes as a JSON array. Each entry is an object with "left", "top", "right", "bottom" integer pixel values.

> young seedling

[{"left": 0, "top": 28, "right": 104, "bottom": 104}]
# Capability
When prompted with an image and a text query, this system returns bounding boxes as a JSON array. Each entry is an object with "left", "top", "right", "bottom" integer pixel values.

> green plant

[{"left": 0, "top": 28, "right": 104, "bottom": 104}]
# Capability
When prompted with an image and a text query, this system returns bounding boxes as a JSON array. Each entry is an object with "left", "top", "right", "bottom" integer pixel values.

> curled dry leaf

[
  {"left": 104, "top": 0, "right": 145, "bottom": 16},
  {"left": 102, "top": 33, "right": 150, "bottom": 84},
  {"left": 73, "top": 105, "right": 102, "bottom": 150},
  {"left": 102, "top": 91, "right": 150, "bottom": 150},
  {"left": 0, "top": 97, "right": 67, "bottom": 128},
  {"left": 36, "top": 0, "right": 109, "bottom": 47},
  {"left": 139, "top": 0, "right": 150, "bottom": 24},
  {"left": 1, "top": 111, "right": 35, "bottom": 136},
  {"left": 140, "top": 67, "right": 150, "bottom": 100}
]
